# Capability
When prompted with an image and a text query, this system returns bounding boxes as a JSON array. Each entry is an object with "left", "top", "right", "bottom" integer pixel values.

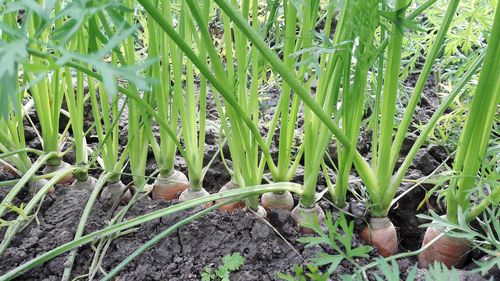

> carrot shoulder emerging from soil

[
  {"left": 261, "top": 190, "right": 295, "bottom": 211},
  {"left": 152, "top": 170, "right": 189, "bottom": 201},
  {"left": 418, "top": 225, "right": 471, "bottom": 268},
  {"left": 216, "top": 181, "right": 245, "bottom": 212},
  {"left": 360, "top": 217, "right": 398, "bottom": 257},
  {"left": 43, "top": 162, "right": 75, "bottom": 186},
  {"left": 291, "top": 204, "right": 326, "bottom": 234}
]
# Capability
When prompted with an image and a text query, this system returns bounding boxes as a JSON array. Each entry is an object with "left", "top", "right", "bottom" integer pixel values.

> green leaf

[
  {"left": 0, "top": 69, "right": 16, "bottom": 119},
  {"left": 221, "top": 252, "right": 245, "bottom": 271},
  {"left": 379, "top": 10, "right": 397, "bottom": 22},
  {"left": 310, "top": 253, "right": 343, "bottom": 274},
  {"left": 201, "top": 267, "right": 213, "bottom": 281},
  {"left": 276, "top": 264, "right": 326, "bottom": 281},
  {"left": 5, "top": 203, "right": 29, "bottom": 220},
  {"left": 405, "top": 266, "right": 418, "bottom": 281},
  {"left": 305, "top": 263, "right": 329, "bottom": 281},
  {"left": 5, "top": 0, "right": 50, "bottom": 20},
  {"left": 215, "top": 268, "right": 230, "bottom": 281},
  {"left": 0, "top": 39, "right": 27, "bottom": 119},
  {"left": 285, "top": 211, "right": 376, "bottom": 279},
  {"left": 296, "top": 236, "right": 328, "bottom": 247},
  {"left": 348, "top": 245, "right": 372, "bottom": 258},
  {"left": 309, "top": 253, "right": 341, "bottom": 267},
  {"left": 373, "top": 258, "right": 400, "bottom": 281},
  {"left": 400, "top": 18, "right": 426, "bottom": 32},
  {"left": 213, "top": 252, "right": 245, "bottom": 280},
  {"left": 425, "top": 262, "right": 460, "bottom": 280},
  {"left": 0, "top": 218, "right": 14, "bottom": 228},
  {"left": 0, "top": 39, "right": 27, "bottom": 83},
  {"left": 52, "top": 18, "right": 82, "bottom": 44},
  {"left": 22, "top": 62, "right": 54, "bottom": 73},
  {"left": 472, "top": 255, "right": 500, "bottom": 276},
  {"left": 275, "top": 273, "right": 299, "bottom": 281}
]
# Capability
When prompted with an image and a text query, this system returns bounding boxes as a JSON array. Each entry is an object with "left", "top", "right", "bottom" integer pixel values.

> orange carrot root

[
  {"left": 244, "top": 205, "right": 267, "bottom": 218},
  {"left": 291, "top": 204, "right": 325, "bottom": 234},
  {"left": 100, "top": 180, "right": 131, "bottom": 205},
  {"left": 418, "top": 226, "right": 471, "bottom": 268},
  {"left": 43, "top": 162, "right": 75, "bottom": 185},
  {"left": 179, "top": 188, "right": 211, "bottom": 207},
  {"left": 360, "top": 217, "right": 398, "bottom": 257},
  {"left": 28, "top": 178, "right": 55, "bottom": 194},
  {"left": 261, "top": 191, "right": 294, "bottom": 211},
  {"left": 216, "top": 182, "right": 245, "bottom": 212},
  {"left": 152, "top": 170, "right": 189, "bottom": 200},
  {"left": 70, "top": 176, "right": 97, "bottom": 192}
]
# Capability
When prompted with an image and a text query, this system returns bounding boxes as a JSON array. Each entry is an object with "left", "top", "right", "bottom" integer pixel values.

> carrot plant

[
  {"left": 248, "top": 0, "right": 304, "bottom": 212},
  {"left": 206, "top": 0, "right": 496, "bottom": 252},
  {"left": 63, "top": 27, "right": 98, "bottom": 191},
  {"left": 211, "top": 0, "right": 269, "bottom": 214},
  {"left": 120, "top": 0, "right": 213, "bottom": 203},
  {"left": 87, "top": 5, "right": 142, "bottom": 203},
  {"left": 138, "top": 0, "right": 294, "bottom": 215},
  {"left": 0, "top": 10, "right": 34, "bottom": 178},
  {"left": 1, "top": 0, "right": 499, "bottom": 278},
  {"left": 0, "top": 10, "right": 34, "bottom": 179},
  {"left": 137, "top": 0, "right": 424, "bottom": 232},
  {"left": 0, "top": 102, "right": 33, "bottom": 179},
  {"left": 0, "top": 0, "right": 153, "bottom": 254},
  {"left": 63, "top": 23, "right": 136, "bottom": 276},
  {"left": 143, "top": 0, "right": 189, "bottom": 201},
  {"left": 28, "top": 48, "right": 73, "bottom": 185},
  {"left": 89, "top": 72, "right": 130, "bottom": 203},
  {"left": 173, "top": 0, "right": 210, "bottom": 202},
  {"left": 0, "top": 57, "right": 49, "bottom": 219},
  {"left": 0, "top": 3, "right": 76, "bottom": 251},
  {"left": 419, "top": 2, "right": 500, "bottom": 268},
  {"left": 122, "top": 0, "right": 149, "bottom": 195}
]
